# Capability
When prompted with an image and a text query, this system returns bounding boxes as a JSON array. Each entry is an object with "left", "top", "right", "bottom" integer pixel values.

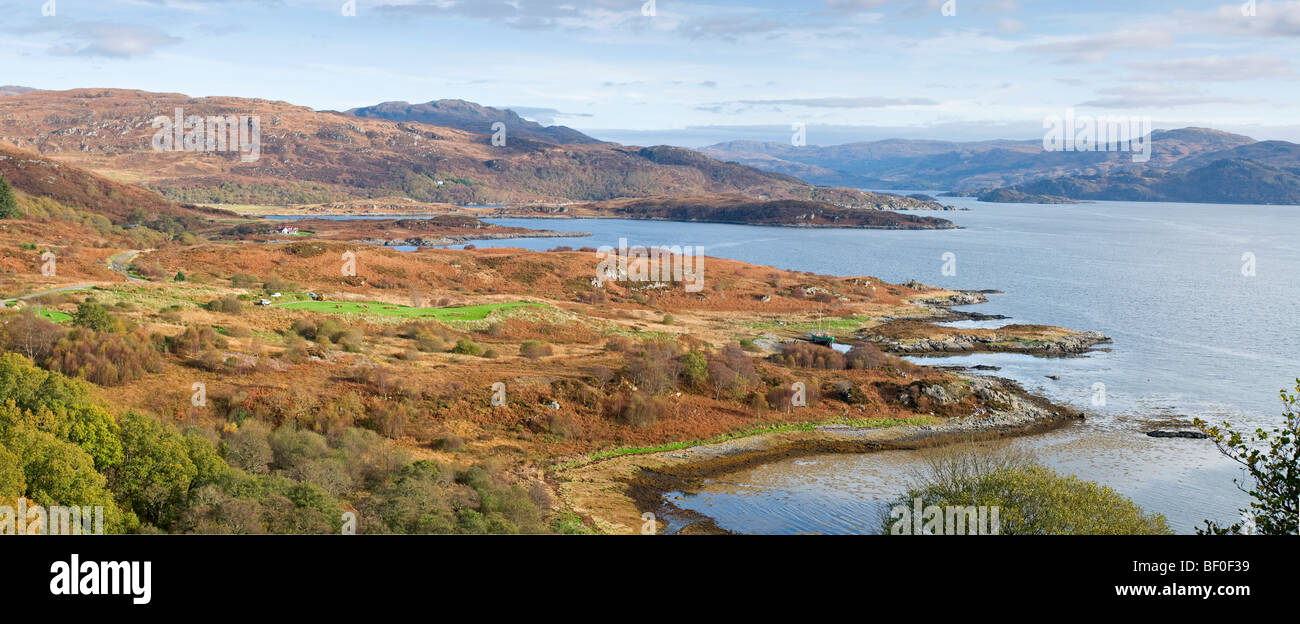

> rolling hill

[
  {"left": 0, "top": 89, "right": 939, "bottom": 211},
  {"left": 0, "top": 142, "right": 225, "bottom": 225}
]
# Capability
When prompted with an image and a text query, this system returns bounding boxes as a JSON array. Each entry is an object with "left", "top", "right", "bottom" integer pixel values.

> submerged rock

[{"left": 1145, "top": 430, "right": 1208, "bottom": 439}]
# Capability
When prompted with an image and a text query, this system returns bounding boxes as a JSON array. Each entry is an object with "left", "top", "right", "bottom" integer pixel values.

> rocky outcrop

[
  {"left": 867, "top": 329, "right": 1111, "bottom": 356},
  {"left": 910, "top": 290, "right": 996, "bottom": 307},
  {"left": 1146, "top": 430, "right": 1208, "bottom": 439},
  {"left": 944, "top": 376, "right": 1085, "bottom": 429}
]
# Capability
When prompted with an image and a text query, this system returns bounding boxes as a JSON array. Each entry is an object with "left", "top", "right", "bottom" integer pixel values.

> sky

[{"left": 1, "top": 0, "right": 1298, "bottom": 146}]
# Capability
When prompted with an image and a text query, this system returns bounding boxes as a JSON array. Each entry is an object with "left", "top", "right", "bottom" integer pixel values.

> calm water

[{"left": 463, "top": 199, "right": 1298, "bottom": 533}]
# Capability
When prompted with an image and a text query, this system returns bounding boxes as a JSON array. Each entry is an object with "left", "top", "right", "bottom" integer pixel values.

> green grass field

[
  {"left": 276, "top": 300, "right": 544, "bottom": 321},
  {"left": 34, "top": 308, "right": 73, "bottom": 323}
]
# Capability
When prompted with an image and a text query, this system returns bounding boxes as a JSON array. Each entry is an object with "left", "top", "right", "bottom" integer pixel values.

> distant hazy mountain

[
  {"left": 1170, "top": 139, "right": 1300, "bottom": 171},
  {"left": 345, "top": 99, "right": 605, "bottom": 146},
  {"left": 999, "top": 159, "right": 1300, "bottom": 205},
  {"left": 699, "top": 128, "right": 1259, "bottom": 191},
  {"left": 0, "top": 86, "right": 37, "bottom": 96},
  {"left": 700, "top": 127, "right": 1300, "bottom": 205}
]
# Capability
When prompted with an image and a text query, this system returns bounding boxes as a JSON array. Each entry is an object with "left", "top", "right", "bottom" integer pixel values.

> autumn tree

[{"left": 0, "top": 310, "right": 63, "bottom": 362}]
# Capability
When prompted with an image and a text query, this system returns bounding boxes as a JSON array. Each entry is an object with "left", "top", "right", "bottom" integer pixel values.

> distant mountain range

[
  {"left": 0, "top": 86, "right": 37, "bottom": 97},
  {"left": 700, "top": 128, "right": 1300, "bottom": 205},
  {"left": 0, "top": 88, "right": 938, "bottom": 211},
  {"left": 5, "top": 87, "right": 1294, "bottom": 207},
  {"left": 990, "top": 159, "right": 1300, "bottom": 205}
]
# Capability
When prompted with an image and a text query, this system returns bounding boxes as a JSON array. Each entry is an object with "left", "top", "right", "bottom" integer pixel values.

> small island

[
  {"left": 941, "top": 188, "right": 1080, "bottom": 204},
  {"left": 563, "top": 194, "right": 959, "bottom": 229}
]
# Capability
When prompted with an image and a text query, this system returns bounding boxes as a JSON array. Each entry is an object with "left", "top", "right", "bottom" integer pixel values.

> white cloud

[
  {"left": 703, "top": 97, "right": 942, "bottom": 113},
  {"left": 997, "top": 18, "right": 1024, "bottom": 34},
  {"left": 1130, "top": 55, "right": 1294, "bottom": 82},
  {"left": 1017, "top": 29, "right": 1175, "bottom": 63},
  {"left": 25, "top": 18, "right": 182, "bottom": 58},
  {"left": 1212, "top": 0, "right": 1300, "bottom": 36}
]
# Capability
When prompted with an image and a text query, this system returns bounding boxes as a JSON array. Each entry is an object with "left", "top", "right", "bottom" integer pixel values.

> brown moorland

[
  {"left": 0, "top": 88, "right": 947, "bottom": 210},
  {"left": 0, "top": 126, "right": 1090, "bottom": 535},
  {"left": 1, "top": 203, "right": 1089, "bottom": 533}
]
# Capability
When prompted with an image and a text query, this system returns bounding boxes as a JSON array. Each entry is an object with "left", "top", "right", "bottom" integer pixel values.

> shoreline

[
  {"left": 354, "top": 229, "right": 593, "bottom": 247},
  {"left": 554, "top": 375, "right": 1086, "bottom": 535},
  {"left": 471, "top": 214, "right": 961, "bottom": 231},
  {"left": 249, "top": 211, "right": 960, "bottom": 231}
]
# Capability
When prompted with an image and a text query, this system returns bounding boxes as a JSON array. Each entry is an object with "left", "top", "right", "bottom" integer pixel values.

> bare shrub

[
  {"left": 605, "top": 391, "right": 666, "bottom": 429},
  {"left": 772, "top": 342, "right": 844, "bottom": 369},
  {"left": 519, "top": 340, "right": 553, "bottom": 360}
]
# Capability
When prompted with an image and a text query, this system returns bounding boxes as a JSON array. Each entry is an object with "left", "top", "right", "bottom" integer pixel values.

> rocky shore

[
  {"left": 866, "top": 327, "right": 1112, "bottom": 356},
  {"left": 863, "top": 288, "right": 1112, "bottom": 356},
  {"left": 555, "top": 375, "right": 1086, "bottom": 535},
  {"left": 905, "top": 288, "right": 999, "bottom": 308}
]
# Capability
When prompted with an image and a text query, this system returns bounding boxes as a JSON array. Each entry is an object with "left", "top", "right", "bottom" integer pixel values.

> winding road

[
  {"left": 0, "top": 284, "right": 95, "bottom": 306},
  {"left": 1, "top": 249, "right": 146, "bottom": 306},
  {"left": 107, "top": 249, "right": 146, "bottom": 281}
]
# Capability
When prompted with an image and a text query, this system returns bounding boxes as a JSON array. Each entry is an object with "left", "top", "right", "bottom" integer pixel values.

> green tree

[
  {"left": 181, "top": 429, "right": 231, "bottom": 488},
  {"left": 0, "top": 443, "right": 25, "bottom": 498},
  {"left": 110, "top": 412, "right": 197, "bottom": 527},
  {"left": 4, "top": 427, "right": 104, "bottom": 505},
  {"left": 0, "top": 355, "right": 120, "bottom": 467},
  {"left": 72, "top": 301, "right": 119, "bottom": 333},
  {"left": 0, "top": 174, "right": 19, "bottom": 219},
  {"left": 67, "top": 405, "right": 124, "bottom": 472},
  {"left": 359, "top": 460, "right": 457, "bottom": 534},
  {"left": 2, "top": 426, "right": 127, "bottom": 531},
  {"left": 173, "top": 271, "right": 186, "bottom": 282},
  {"left": 1195, "top": 380, "right": 1300, "bottom": 535},
  {"left": 287, "top": 481, "right": 344, "bottom": 532},
  {"left": 680, "top": 350, "right": 708, "bottom": 388},
  {"left": 0, "top": 353, "right": 97, "bottom": 417}
]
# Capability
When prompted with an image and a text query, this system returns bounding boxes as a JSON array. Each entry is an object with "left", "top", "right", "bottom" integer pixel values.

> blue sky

[{"left": 1, "top": 0, "right": 1298, "bottom": 146}]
